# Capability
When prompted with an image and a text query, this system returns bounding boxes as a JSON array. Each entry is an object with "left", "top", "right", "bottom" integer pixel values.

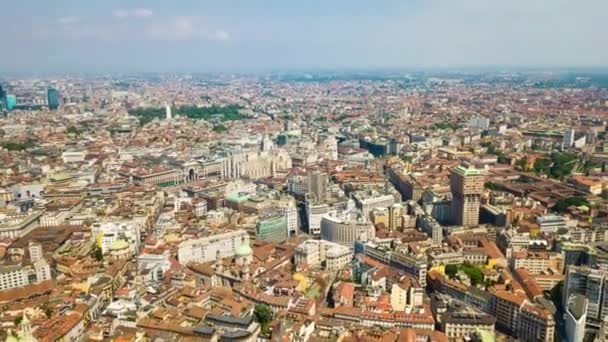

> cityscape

[{"left": 1, "top": 1, "right": 608, "bottom": 342}]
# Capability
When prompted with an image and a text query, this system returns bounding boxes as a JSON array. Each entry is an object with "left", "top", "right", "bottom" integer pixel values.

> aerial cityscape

[{"left": 1, "top": 1, "right": 608, "bottom": 342}]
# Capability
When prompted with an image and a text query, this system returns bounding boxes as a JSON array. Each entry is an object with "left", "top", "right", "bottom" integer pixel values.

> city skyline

[{"left": 2, "top": 0, "right": 608, "bottom": 73}]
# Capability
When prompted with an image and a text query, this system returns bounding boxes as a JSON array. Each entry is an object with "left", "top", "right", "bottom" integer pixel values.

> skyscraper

[
  {"left": 563, "top": 128, "right": 575, "bottom": 149},
  {"left": 308, "top": 170, "right": 328, "bottom": 203},
  {"left": 565, "top": 294, "right": 587, "bottom": 342},
  {"left": 47, "top": 88, "right": 60, "bottom": 110},
  {"left": 450, "top": 163, "right": 484, "bottom": 227},
  {"left": 563, "top": 266, "right": 607, "bottom": 328},
  {"left": 0, "top": 85, "right": 6, "bottom": 110}
]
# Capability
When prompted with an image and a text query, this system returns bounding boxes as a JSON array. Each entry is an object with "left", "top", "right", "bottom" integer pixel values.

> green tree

[
  {"left": 554, "top": 197, "right": 589, "bottom": 213},
  {"left": 93, "top": 246, "right": 103, "bottom": 261},
  {"left": 14, "top": 316, "right": 22, "bottom": 326},
  {"left": 212, "top": 124, "right": 228, "bottom": 133},
  {"left": 254, "top": 304, "right": 273, "bottom": 325},
  {"left": 445, "top": 264, "right": 458, "bottom": 278},
  {"left": 460, "top": 264, "right": 484, "bottom": 286}
]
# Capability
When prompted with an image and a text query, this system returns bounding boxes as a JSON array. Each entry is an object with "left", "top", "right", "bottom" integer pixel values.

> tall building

[
  {"left": 47, "top": 88, "right": 60, "bottom": 110},
  {"left": 308, "top": 170, "right": 328, "bottom": 203},
  {"left": 450, "top": 163, "right": 484, "bottom": 227},
  {"left": 165, "top": 103, "right": 172, "bottom": 120},
  {"left": 0, "top": 85, "right": 5, "bottom": 110},
  {"left": 565, "top": 294, "right": 587, "bottom": 342},
  {"left": 5, "top": 95, "right": 16, "bottom": 110},
  {"left": 563, "top": 266, "right": 608, "bottom": 328},
  {"left": 563, "top": 128, "right": 575, "bottom": 149}
]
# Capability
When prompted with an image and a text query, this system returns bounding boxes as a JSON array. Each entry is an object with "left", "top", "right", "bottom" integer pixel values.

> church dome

[
  {"left": 109, "top": 239, "right": 129, "bottom": 251},
  {"left": 236, "top": 241, "right": 253, "bottom": 257}
]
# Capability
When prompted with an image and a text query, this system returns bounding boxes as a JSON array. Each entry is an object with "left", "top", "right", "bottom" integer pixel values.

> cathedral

[{"left": 184, "top": 135, "right": 292, "bottom": 181}]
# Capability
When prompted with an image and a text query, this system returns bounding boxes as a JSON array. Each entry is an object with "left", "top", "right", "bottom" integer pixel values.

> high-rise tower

[
  {"left": 450, "top": 163, "right": 484, "bottom": 227},
  {"left": 47, "top": 88, "right": 60, "bottom": 110}
]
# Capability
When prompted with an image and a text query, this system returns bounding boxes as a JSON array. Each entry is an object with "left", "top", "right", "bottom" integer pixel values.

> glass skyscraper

[{"left": 47, "top": 88, "right": 60, "bottom": 110}]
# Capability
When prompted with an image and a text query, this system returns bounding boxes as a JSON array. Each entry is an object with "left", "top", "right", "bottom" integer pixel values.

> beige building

[{"left": 450, "top": 164, "right": 484, "bottom": 227}]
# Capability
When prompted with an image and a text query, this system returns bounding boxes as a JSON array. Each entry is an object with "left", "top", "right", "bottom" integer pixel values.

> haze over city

[{"left": 2, "top": 0, "right": 608, "bottom": 72}]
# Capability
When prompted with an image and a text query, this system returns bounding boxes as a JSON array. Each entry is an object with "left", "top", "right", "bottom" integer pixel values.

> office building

[
  {"left": 306, "top": 201, "right": 329, "bottom": 235},
  {"left": 565, "top": 294, "right": 587, "bottom": 342},
  {"left": 536, "top": 214, "right": 568, "bottom": 234},
  {"left": 563, "top": 266, "right": 608, "bottom": 327},
  {"left": 294, "top": 239, "right": 352, "bottom": 271},
  {"left": 47, "top": 88, "right": 60, "bottom": 110},
  {"left": 5, "top": 94, "right": 16, "bottom": 110},
  {"left": 320, "top": 210, "right": 375, "bottom": 247},
  {"left": 308, "top": 170, "right": 328, "bottom": 203},
  {"left": 256, "top": 215, "right": 288, "bottom": 243},
  {"left": 177, "top": 230, "right": 249, "bottom": 265},
  {"left": 450, "top": 164, "right": 484, "bottom": 227},
  {"left": 563, "top": 128, "right": 575, "bottom": 149}
]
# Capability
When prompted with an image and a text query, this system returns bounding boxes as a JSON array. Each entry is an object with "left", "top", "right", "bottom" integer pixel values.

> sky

[{"left": 1, "top": 0, "right": 607, "bottom": 73}]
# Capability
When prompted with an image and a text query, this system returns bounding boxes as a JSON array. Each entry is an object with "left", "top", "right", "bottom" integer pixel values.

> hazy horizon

[{"left": 2, "top": 0, "right": 607, "bottom": 73}]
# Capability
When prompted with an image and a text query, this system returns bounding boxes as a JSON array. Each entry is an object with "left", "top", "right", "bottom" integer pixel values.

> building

[
  {"left": 390, "top": 277, "right": 423, "bottom": 312},
  {"left": 306, "top": 202, "right": 329, "bottom": 235},
  {"left": 91, "top": 222, "right": 141, "bottom": 256},
  {"left": 5, "top": 94, "right": 16, "bottom": 110},
  {"left": 47, "top": 87, "right": 60, "bottom": 110},
  {"left": 294, "top": 240, "right": 352, "bottom": 271},
  {"left": 320, "top": 210, "right": 375, "bottom": 247},
  {"left": 0, "top": 243, "right": 51, "bottom": 291},
  {"left": 536, "top": 214, "right": 568, "bottom": 234},
  {"left": 353, "top": 190, "right": 396, "bottom": 219},
  {"left": 450, "top": 164, "right": 484, "bottom": 227},
  {"left": 563, "top": 128, "right": 575, "bottom": 149},
  {"left": 178, "top": 230, "right": 249, "bottom": 265},
  {"left": 565, "top": 294, "right": 588, "bottom": 342},
  {"left": 256, "top": 216, "right": 288, "bottom": 243},
  {"left": 308, "top": 170, "right": 328, "bottom": 203},
  {"left": 442, "top": 311, "right": 495, "bottom": 340},
  {"left": 563, "top": 266, "right": 608, "bottom": 328}
]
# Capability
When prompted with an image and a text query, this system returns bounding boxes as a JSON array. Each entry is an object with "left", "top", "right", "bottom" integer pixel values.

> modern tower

[
  {"left": 47, "top": 88, "right": 60, "bottom": 110},
  {"left": 563, "top": 266, "right": 607, "bottom": 328},
  {"left": 563, "top": 128, "right": 575, "bottom": 149},
  {"left": 308, "top": 170, "right": 328, "bottom": 203},
  {"left": 450, "top": 163, "right": 484, "bottom": 227},
  {"left": 165, "top": 102, "right": 172, "bottom": 120},
  {"left": 0, "top": 85, "right": 6, "bottom": 110},
  {"left": 565, "top": 294, "right": 587, "bottom": 342}
]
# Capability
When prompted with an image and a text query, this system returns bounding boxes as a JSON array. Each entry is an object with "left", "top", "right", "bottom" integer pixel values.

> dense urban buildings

[{"left": 1, "top": 65, "right": 608, "bottom": 341}]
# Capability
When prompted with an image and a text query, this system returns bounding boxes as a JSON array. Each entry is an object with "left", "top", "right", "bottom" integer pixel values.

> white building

[
  {"left": 320, "top": 210, "right": 375, "bottom": 247},
  {"left": 306, "top": 202, "right": 329, "bottom": 235},
  {"left": 565, "top": 294, "right": 587, "bottom": 342},
  {"left": 91, "top": 222, "right": 141, "bottom": 256},
  {"left": 294, "top": 240, "right": 352, "bottom": 271},
  {"left": 536, "top": 215, "right": 568, "bottom": 234},
  {"left": 177, "top": 229, "right": 249, "bottom": 265}
]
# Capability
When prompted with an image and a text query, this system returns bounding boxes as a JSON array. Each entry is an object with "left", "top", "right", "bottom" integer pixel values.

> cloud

[
  {"left": 58, "top": 16, "right": 80, "bottom": 25},
  {"left": 214, "top": 30, "right": 230, "bottom": 41},
  {"left": 133, "top": 8, "right": 154, "bottom": 18},
  {"left": 146, "top": 17, "right": 230, "bottom": 41},
  {"left": 112, "top": 9, "right": 129, "bottom": 19},
  {"left": 113, "top": 8, "right": 153, "bottom": 19}
]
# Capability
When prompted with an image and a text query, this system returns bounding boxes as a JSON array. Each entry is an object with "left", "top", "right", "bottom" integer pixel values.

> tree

[
  {"left": 14, "top": 316, "right": 22, "bottom": 326},
  {"left": 212, "top": 124, "right": 228, "bottom": 133},
  {"left": 445, "top": 264, "right": 458, "bottom": 278},
  {"left": 460, "top": 263, "right": 484, "bottom": 286},
  {"left": 254, "top": 304, "right": 273, "bottom": 337},
  {"left": 94, "top": 246, "right": 103, "bottom": 261},
  {"left": 554, "top": 197, "right": 589, "bottom": 213},
  {"left": 254, "top": 304, "right": 273, "bottom": 326}
]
